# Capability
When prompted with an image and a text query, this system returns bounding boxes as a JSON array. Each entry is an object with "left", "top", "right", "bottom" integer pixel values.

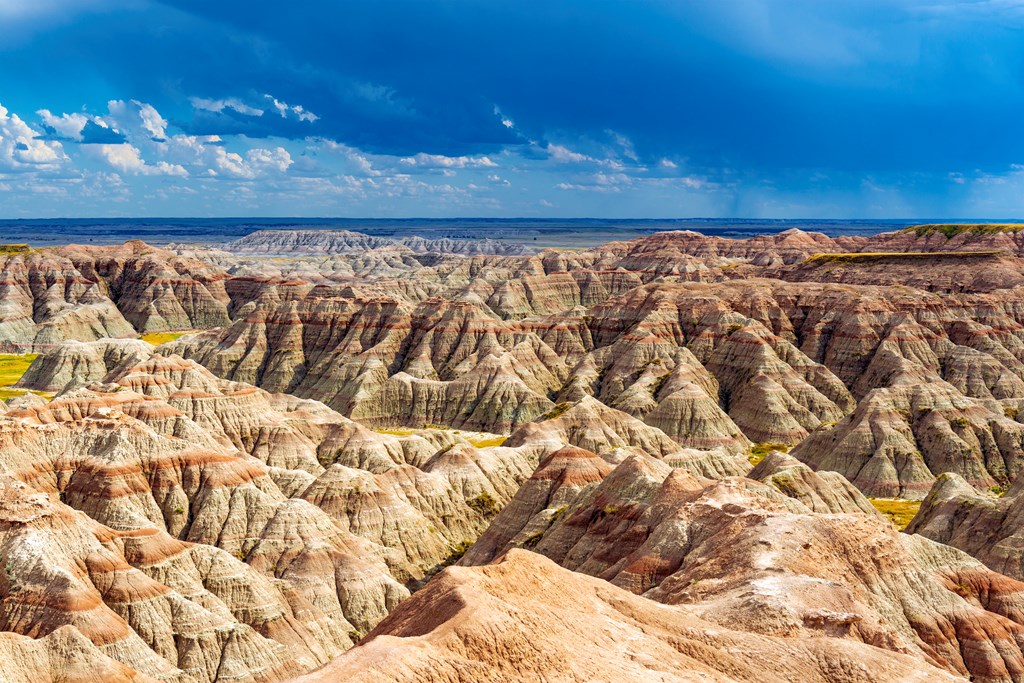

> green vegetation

[
  {"left": 726, "top": 323, "right": 743, "bottom": 334},
  {"left": 467, "top": 491, "right": 500, "bottom": 517},
  {"left": 0, "top": 244, "right": 32, "bottom": 255},
  {"left": 521, "top": 529, "right": 546, "bottom": 549},
  {"left": 804, "top": 251, "right": 1002, "bottom": 265},
  {"left": 747, "top": 442, "right": 791, "bottom": 466},
  {"left": 869, "top": 498, "right": 921, "bottom": 531},
  {"left": 906, "top": 223, "right": 1024, "bottom": 238},
  {"left": 540, "top": 402, "right": 572, "bottom": 421},
  {"left": 446, "top": 540, "right": 473, "bottom": 564},
  {"left": 1004, "top": 405, "right": 1020, "bottom": 420},
  {"left": 990, "top": 485, "right": 1008, "bottom": 498},
  {"left": 140, "top": 331, "right": 189, "bottom": 345}
]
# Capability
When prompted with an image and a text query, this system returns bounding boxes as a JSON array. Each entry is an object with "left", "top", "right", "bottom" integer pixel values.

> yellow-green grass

[
  {"left": 0, "top": 353, "right": 42, "bottom": 402},
  {"left": 0, "top": 353, "right": 37, "bottom": 385},
  {"left": 869, "top": 498, "right": 921, "bottom": 531},
  {"left": 0, "top": 243, "right": 33, "bottom": 255},
  {"left": 467, "top": 436, "right": 507, "bottom": 448},
  {"left": 373, "top": 426, "right": 507, "bottom": 448},
  {"left": 140, "top": 331, "right": 189, "bottom": 346},
  {"left": 804, "top": 251, "right": 1002, "bottom": 265},
  {"left": 373, "top": 427, "right": 420, "bottom": 437},
  {"left": 747, "top": 442, "right": 791, "bottom": 466},
  {"left": 906, "top": 223, "right": 1024, "bottom": 238}
]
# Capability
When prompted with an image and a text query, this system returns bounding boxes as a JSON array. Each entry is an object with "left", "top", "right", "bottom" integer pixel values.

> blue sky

[{"left": 1, "top": 0, "right": 1024, "bottom": 218}]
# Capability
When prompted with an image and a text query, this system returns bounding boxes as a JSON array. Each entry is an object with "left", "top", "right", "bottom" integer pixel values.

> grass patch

[
  {"left": 373, "top": 427, "right": 420, "bottom": 437},
  {"left": 0, "top": 353, "right": 48, "bottom": 403},
  {"left": 869, "top": 498, "right": 921, "bottom": 531},
  {"left": 467, "top": 492, "right": 500, "bottom": 518},
  {"left": 0, "top": 244, "right": 32, "bottom": 255},
  {"left": 747, "top": 442, "right": 791, "bottom": 466},
  {"left": 0, "top": 353, "right": 37, "bottom": 386},
  {"left": 468, "top": 436, "right": 507, "bottom": 448},
  {"left": 140, "top": 331, "right": 189, "bottom": 346},
  {"left": 906, "top": 224, "right": 1024, "bottom": 238},
  {"left": 540, "top": 402, "right": 573, "bottom": 421},
  {"left": 804, "top": 251, "right": 1002, "bottom": 265}
]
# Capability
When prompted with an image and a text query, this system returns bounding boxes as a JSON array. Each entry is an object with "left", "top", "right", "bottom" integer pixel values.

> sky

[{"left": 2, "top": 0, "right": 1024, "bottom": 218}]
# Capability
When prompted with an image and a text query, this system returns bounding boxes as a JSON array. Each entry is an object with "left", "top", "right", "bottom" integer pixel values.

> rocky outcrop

[
  {"left": 907, "top": 472, "right": 1024, "bottom": 581},
  {"left": 18, "top": 338, "right": 153, "bottom": 393},
  {"left": 0, "top": 625, "right": 160, "bottom": 683},
  {"left": 748, "top": 450, "right": 880, "bottom": 515},
  {"left": 461, "top": 452, "right": 1024, "bottom": 682},
  {"left": 503, "top": 396, "right": 750, "bottom": 478},
  {"left": 299, "top": 550, "right": 961, "bottom": 683},
  {"left": 791, "top": 377, "right": 1024, "bottom": 499},
  {"left": 0, "top": 242, "right": 230, "bottom": 352},
  {"left": 0, "top": 354, "right": 554, "bottom": 680}
]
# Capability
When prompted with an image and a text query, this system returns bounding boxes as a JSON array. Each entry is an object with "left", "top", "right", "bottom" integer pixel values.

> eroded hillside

[{"left": 8, "top": 225, "right": 1024, "bottom": 682}]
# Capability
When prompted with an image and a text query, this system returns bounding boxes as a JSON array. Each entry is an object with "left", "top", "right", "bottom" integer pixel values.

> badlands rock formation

[
  {"left": 225, "top": 229, "right": 537, "bottom": 256},
  {"left": 908, "top": 472, "right": 1024, "bottom": 581},
  {"left": 297, "top": 550, "right": 962, "bottom": 683},
  {"left": 10, "top": 224, "right": 1024, "bottom": 681},
  {"left": 0, "top": 241, "right": 229, "bottom": 352},
  {"left": 462, "top": 450, "right": 1024, "bottom": 681}
]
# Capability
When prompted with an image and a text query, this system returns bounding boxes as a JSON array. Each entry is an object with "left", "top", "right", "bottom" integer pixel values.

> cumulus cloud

[
  {"left": 134, "top": 101, "right": 167, "bottom": 140},
  {"left": 36, "top": 109, "right": 89, "bottom": 140},
  {"left": 0, "top": 103, "right": 65, "bottom": 170},
  {"left": 400, "top": 153, "right": 497, "bottom": 168},
  {"left": 94, "top": 143, "right": 187, "bottom": 177},
  {"left": 211, "top": 146, "right": 292, "bottom": 178}
]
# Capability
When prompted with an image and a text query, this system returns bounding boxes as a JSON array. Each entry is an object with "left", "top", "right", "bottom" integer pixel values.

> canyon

[{"left": 4, "top": 224, "right": 1024, "bottom": 681}]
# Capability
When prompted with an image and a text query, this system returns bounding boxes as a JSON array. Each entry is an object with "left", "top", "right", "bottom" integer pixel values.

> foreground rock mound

[
  {"left": 296, "top": 550, "right": 958, "bottom": 683},
  {"left": 463, "top": 451, "right": 1024, "bottom": 682}
]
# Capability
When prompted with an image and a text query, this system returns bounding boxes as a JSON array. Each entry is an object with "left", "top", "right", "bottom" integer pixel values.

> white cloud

[
  {"left": 134, "top": 101, "right": 167, "bottom": 140},
  {"left": 544, "top": 142, "right": 625, "bottom": 170},
  {"left": 264, "top": 95, "right": 319, "bottom": 122},
  {"left": 36, "top": 109, "right": 89, "bottom": 140},
  {"left": 95, "top": 143, "right": 187, "bottom": 177},
  {"left": 316, "top": 138, "right": 382, "bottom": 176},
  {"left": 212, "top": 146, "right": 292, "bottom": 178},
  {"left": 0, "top": 103, "right": 65, "bottom": 170},
  {"left": 659, "top": 158, "right": 678, "bottom": 169},
  {"left": 546, "top": 143, "right": 593, "bottom": 164},
  {"left": 190, "top": 96, "right": 264, "bottom": 117},
  {"left": 400, "top": 153, "right": 497, "bottom": 168}
]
